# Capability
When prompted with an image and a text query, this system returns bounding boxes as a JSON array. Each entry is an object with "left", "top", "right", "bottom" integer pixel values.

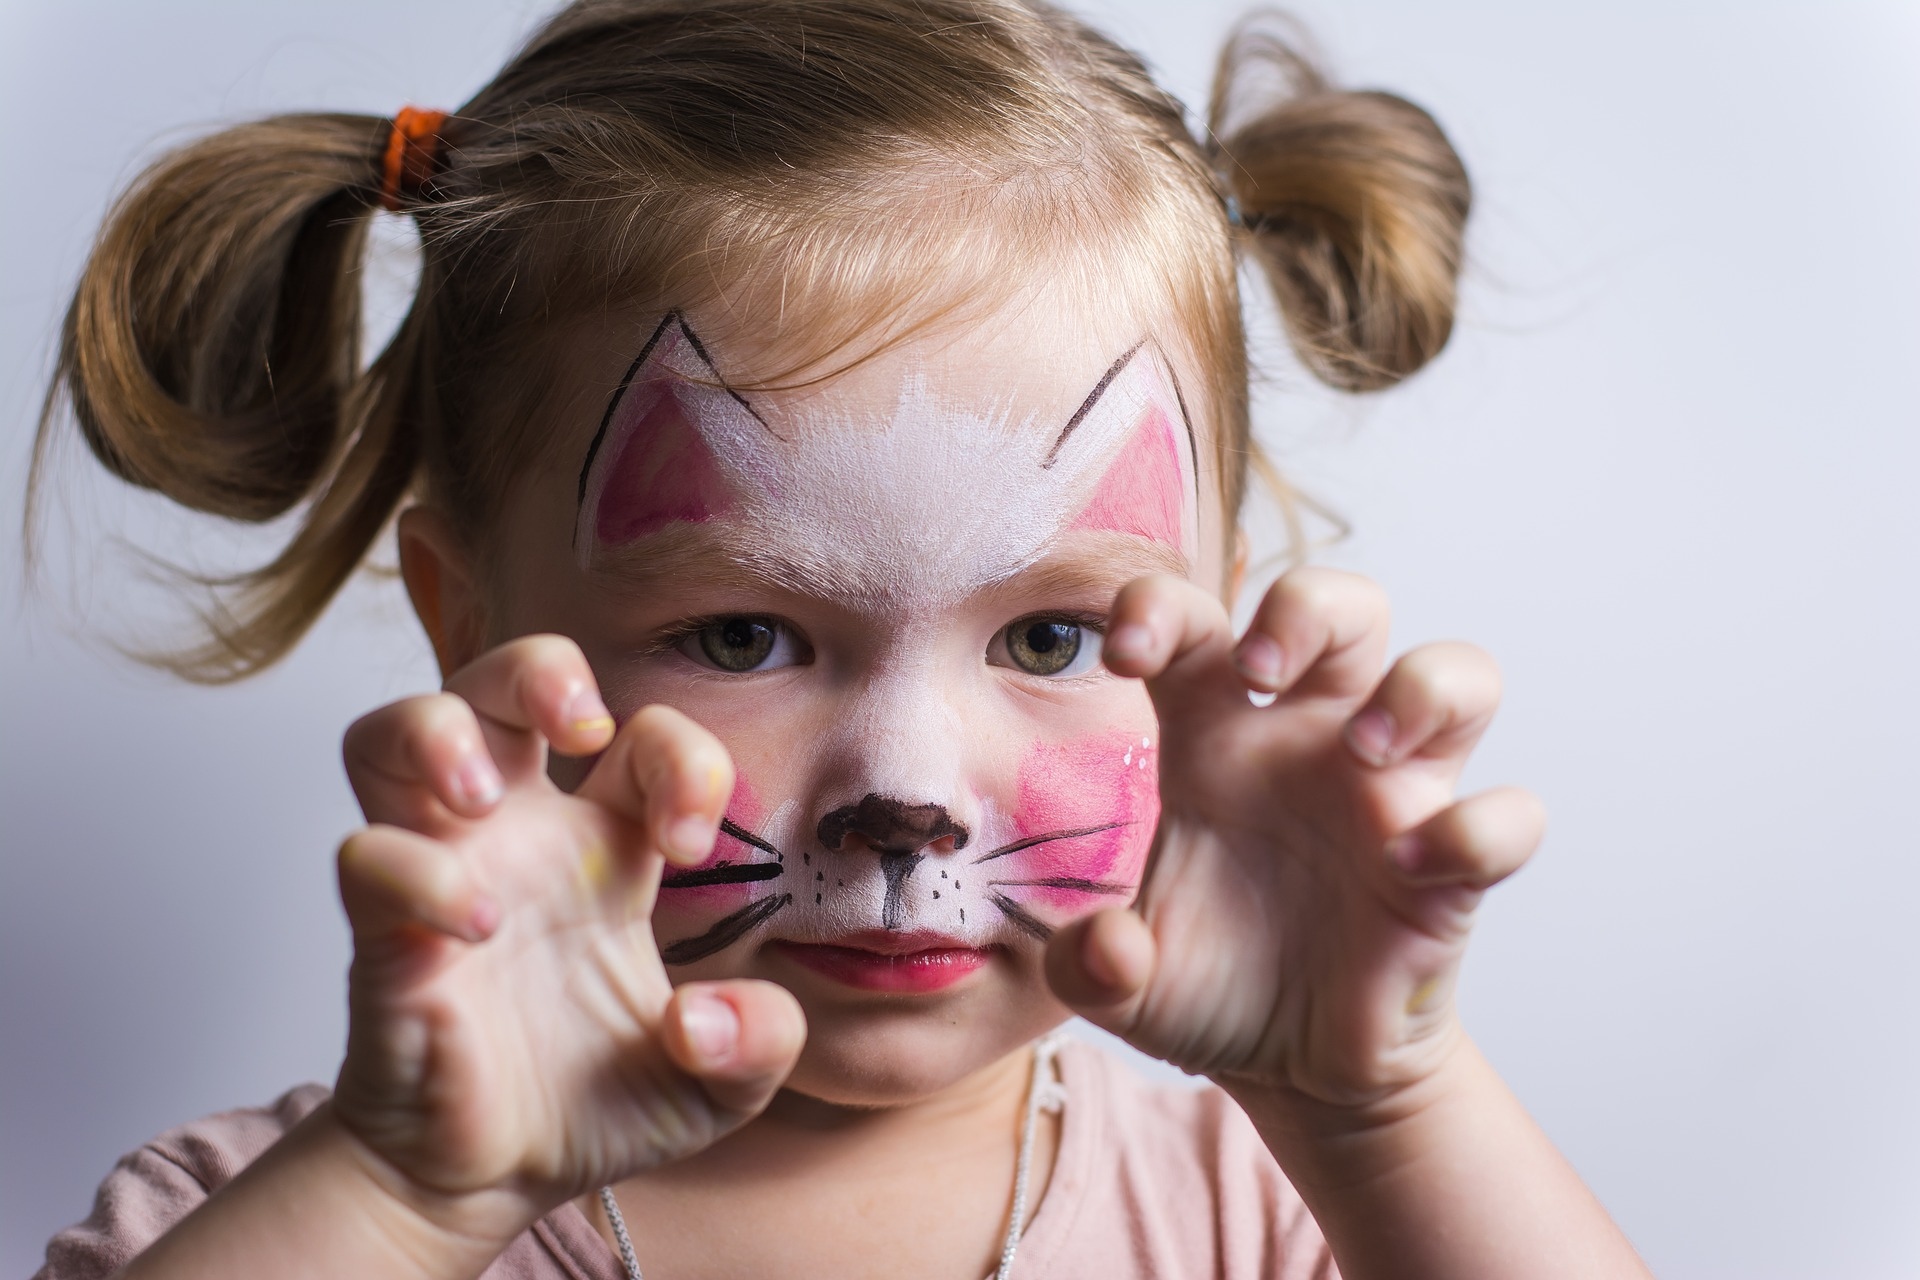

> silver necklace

[{"left": 599, "top": 1035, "right": 1065, "bottom": 1280}]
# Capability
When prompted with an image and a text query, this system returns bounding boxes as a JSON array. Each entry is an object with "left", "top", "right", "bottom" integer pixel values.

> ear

[{"left": 397, "top": 507, "right": 486, "bottom": 680}]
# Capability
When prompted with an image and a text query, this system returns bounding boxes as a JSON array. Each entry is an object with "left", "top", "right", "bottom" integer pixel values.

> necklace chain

[{"left": 598, "top": 1035, "right": 1065, "bottom": 1280}]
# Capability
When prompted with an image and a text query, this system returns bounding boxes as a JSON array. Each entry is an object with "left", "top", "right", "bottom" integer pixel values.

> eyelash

[
  {"left": 648, "top": 611, "right": 1109, "bottom": 676},
  {"left": 990, "top": 611, "right": 1109, "bottom": 679}
]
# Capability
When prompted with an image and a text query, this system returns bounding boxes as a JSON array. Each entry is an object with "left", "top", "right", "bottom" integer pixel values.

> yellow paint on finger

[
  {"left": 573, "top": 715, "right": 617, "bottom": 739},
  {"left": 1405, "top": 974, "right": 1444, "bottom": 1015},
  {"left": 578, "top": 841, "right": 615, "bottom": 892}
]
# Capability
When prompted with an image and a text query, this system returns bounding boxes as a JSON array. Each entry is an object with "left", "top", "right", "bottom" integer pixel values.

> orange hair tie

[{"left": 380, "top": 106, "right": 449, "bottom": 211}]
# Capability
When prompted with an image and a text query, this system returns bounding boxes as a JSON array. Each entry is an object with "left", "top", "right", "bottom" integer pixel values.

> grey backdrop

[{"left": 3, "top": 2, "right": 1917, "bottom": 1276}]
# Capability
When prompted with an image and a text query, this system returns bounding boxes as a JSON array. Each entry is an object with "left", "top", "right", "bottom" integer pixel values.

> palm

[{"left": 343, "top": 786, "right": 710, "bottom": 1197}]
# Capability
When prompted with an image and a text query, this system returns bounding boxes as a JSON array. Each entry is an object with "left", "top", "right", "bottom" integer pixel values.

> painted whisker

[
  {"left": 989, "top": 891, "right": 1053, "bottom": 942},
  {"left": 970, "top": 822, "right": 1129, "bottom": 864},
  {"left": 661, "top": 862, "right": 785, "bottom": 889},
  {"left": 986, "top": 876, "right": 1130, "bottom": 895},
  {"left": 661, "top": 893, "right": 793, "bottom": 965},
  {"left": 720, "top": 817, "right": 783, "bottom": 859}
]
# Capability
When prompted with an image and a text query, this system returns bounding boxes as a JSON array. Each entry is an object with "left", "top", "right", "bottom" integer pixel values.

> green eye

[
  {"left": 698, "top": 617, "right": 778, "bottom": 672},
  {"left": 1006, "top": 619, "right": 1082, "bottom": 676}
]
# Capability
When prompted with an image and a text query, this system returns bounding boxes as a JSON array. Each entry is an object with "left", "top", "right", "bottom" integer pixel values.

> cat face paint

[
  {"left": 573, "top": 313, "right": 1196, "bottom": 969},
  {"left": 575, "top": 314, "right": 1200, "bottom": 597}
]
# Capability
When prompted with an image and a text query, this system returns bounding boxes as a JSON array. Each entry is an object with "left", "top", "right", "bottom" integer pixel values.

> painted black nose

[{"left": 815, "top": 793, "right": 970, "bottom": 855}]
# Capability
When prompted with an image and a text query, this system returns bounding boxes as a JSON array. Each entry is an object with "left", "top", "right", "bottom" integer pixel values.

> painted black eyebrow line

[
  {"left": 660, "top": 892, "right": 792, "bottom": 965},
  {"left": 1042, "top": 340, "right": 1146, "bottom": 468},
  {"left": 969, "top": 822, "right": 1130, "bottom": 865},
  {"left": 571, "top": 311, "right": 772, "bottom": 537}
]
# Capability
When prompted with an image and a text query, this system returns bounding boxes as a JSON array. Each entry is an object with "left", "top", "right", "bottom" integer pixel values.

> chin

[{"left": 764, "top": 952, "right": 1072, "bottom": 1106}]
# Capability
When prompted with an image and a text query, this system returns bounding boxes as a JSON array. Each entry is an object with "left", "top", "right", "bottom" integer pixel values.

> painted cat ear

[
  {"left": 574, "top": 320, "right": 761, "bottom": 559},
  {"left": 1050, "top": 350, "right": 1197, "bottom": 552}
]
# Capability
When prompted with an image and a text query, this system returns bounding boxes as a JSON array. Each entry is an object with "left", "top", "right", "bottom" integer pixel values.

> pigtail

[
  {"left": 29, "top": 112, "right": 426, "bottom": 681},
  {"left": 1208, "top": 17, "right": 1470, "bottom": 391}
]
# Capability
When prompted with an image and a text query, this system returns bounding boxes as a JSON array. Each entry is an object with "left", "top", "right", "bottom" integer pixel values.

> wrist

[
  {"left": 306, "top": 1104, "right": 545, "bottom": 1274},
  {"left": 1215, "top": 1029, "right": 1487, "bottom": 1194}
]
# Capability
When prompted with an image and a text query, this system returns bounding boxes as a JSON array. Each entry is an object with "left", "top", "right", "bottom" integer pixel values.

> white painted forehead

[{"left": 580, "top": 318, "right": 1199, "bottom": 598}]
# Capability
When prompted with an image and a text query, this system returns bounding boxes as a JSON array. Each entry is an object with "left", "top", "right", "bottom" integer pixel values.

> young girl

[{"left": 30, "top": 2, "right": 1649, "bottom": 1277}]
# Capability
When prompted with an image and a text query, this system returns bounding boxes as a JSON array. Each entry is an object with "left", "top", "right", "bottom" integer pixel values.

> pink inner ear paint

[
  {"left": 595, "top": 381, "right": 735, "bottom": 545},
  {"left": 998, "top": 731, "right": 1161, "bottom": 911},
  {"left": 1066, "top": 404, "right": 1184, "bottom": 548}
]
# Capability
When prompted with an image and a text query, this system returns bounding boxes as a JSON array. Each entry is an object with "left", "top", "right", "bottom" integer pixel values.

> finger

[
  {"left": 337, "top": 825, "right": 498, "bottom": 945},
  {"left": 575, "top": 705, "right": 734, "bottom": 867},
  {"left": 1101, "top": 574, "right": 1244, "bottom": 713},
  {"left": 660, "top": 980, "right": 807, "bottom": 1116},
  {"left": 343, "top": 694, "right": 503, "bottom": 826},
  {"left": 1043, "top": 907, "right": 1157, "bottom": 1035},
  {"left": 1231, "top": 567, "right": 1391, "bottom": 703},
  {"left": 1385, "top": 786, "right": 1545, "bottom": 889},
  {"left": 443, "top": 634, "right": 615, "bottom": 774},
  {"left": 1343, "top": 641, "right": 1502, "bottom": 772}
]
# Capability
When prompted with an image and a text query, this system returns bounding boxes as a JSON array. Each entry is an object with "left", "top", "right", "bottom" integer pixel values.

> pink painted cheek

[
  {"left": 657, "top": 774, "right": 780, "bottom": 906},
  {"left": 1067, "top": 405, "right": 1184, "bottom": 549},
  {"left": 594, "top": 384, "right": 735, "bottom": 544},
  {"left": 993, "top": 731, "right": 1161, "bottom": 912}
]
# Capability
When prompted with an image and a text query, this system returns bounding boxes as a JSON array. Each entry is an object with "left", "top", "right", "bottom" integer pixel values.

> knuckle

[{"left": 508, "top": 632, "right": 586, "bottom": 676}]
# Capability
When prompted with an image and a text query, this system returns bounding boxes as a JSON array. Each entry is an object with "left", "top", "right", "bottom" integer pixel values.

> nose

[
  {"left": 816, "top": 794, "right": 969, "bottom": 931},
  {"left": 815, "top": 793, "right": 970, "bottom": 855}
]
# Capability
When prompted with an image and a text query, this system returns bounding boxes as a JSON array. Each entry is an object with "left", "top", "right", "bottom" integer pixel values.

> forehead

[{"left": 543, "top": 278, "right": 1226, "bottom": 601}]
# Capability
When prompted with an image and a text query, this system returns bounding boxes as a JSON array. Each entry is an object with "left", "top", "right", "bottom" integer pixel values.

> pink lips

[{"left": 774, "top": 931, "right": 991, "bottom": 993}]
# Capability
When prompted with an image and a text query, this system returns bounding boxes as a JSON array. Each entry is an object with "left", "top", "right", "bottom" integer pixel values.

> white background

[{"left": 3, "top": 2, "right": 1917, "bottom": 1276}]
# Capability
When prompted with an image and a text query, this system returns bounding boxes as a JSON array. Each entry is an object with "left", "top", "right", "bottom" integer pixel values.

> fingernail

[
  {"left": 467, "top": 894, "right": 501, "bottom": 940},
  {"left": 1385, "top": 832, "right": 1424, "bottom": 872},
  {"left": 456, "top": 757, "right": 504, "bottom": 807},
  {"left": 1233, "top": 633, "right": 1286, "bottom": 689},
  {"left": 1105, "top": 624, "right": 1153, "bottom": 664},
  {"left": 665, "top": 815, "right": 716, "bottom": 863},
  {"left": 680, "top": 992, "right": 739, "bottom": 1063},
  {"left": 564, "top": 684, "right": 614, "bottom": 737},
  {"left": 1345, "top": 709, "right": 1397, "bottom": 767}
]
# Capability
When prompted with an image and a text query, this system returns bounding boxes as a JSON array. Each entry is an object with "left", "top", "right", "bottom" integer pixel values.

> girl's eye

[
  {"left": 993, "top": 616, "right": 1104, "bottom": 678},
  {"left": 681, "top": 617, "right": 803, "bottom": 673}
]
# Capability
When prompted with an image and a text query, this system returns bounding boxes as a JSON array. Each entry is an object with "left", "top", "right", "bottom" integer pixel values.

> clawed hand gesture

[
  {"left": 331, "top": 638, "right": 804, "bottom": 1222},
  {"left": 1051, "top": 567, "right": 1543, "bottom": 1111}
]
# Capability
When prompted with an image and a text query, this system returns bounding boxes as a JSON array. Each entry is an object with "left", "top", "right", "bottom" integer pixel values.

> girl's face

[{"left": 485, "top": 285, "right": 1227, "bottom": 1104}]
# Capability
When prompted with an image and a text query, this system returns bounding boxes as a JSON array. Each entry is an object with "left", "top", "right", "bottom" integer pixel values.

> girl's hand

[
  {"left": 1047, "top": 569, "right": 1543, "bottom": 1114},
  {"left": 331, "top": 636, "right": 805, "bottom": 1237}
]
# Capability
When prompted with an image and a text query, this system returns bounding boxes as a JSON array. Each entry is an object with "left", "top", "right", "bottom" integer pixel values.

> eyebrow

[
  {"left": 997, "top": 533, "right": 1191, "bottom": 600},
  {"left": 574, "top": 311, "right": 769, "bottom": 516}
]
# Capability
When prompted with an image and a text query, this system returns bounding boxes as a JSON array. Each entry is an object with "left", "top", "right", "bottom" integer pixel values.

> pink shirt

[{"left": 35, "top": 1042, "right": 1337, "bottom": 1279}]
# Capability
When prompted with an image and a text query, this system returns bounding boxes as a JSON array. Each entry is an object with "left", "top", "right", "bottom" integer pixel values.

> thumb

[
  {"left": 1044, "top": 907, "right": 1157, "bottom": 1039},
  {"left": 660, "top": 980, "right": 807, "bottom": 1117}
]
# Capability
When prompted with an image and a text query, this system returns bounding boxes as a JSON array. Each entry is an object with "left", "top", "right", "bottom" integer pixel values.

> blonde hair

[{"left": 32, "top": 0, "right": 1469, "bottom": 681}]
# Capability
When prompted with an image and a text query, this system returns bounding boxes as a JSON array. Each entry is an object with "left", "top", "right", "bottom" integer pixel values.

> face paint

[
  {"left": 977, "top": 732, "right": 1161, "bottom": 918},
  {"left": 587, "top": 316, "right": 1193, "bottom": 966},
  {"left": 656, "top": 733, "right": 1158, "bottom": 963},
  {"left": 576, "top": 316, "right": 1199, "bottom": 594}
]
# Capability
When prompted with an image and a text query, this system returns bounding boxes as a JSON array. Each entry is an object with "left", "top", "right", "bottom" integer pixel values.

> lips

[{"left": 773, "top": 931, "right": 992, "bottom": 993}]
